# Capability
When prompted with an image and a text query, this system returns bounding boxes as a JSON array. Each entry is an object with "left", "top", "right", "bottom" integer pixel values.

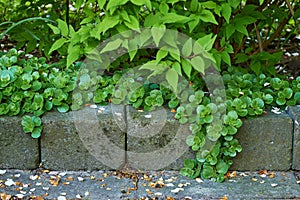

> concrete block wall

[{"left": 0, "top": 105, "right": 299, "bottom": 171}]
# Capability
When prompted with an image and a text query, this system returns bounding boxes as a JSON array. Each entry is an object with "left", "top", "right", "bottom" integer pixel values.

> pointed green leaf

[
  {"left": 48, "top": 24, "right": 60, "bottom": 35},
  {"left": 196, "top": 34, "right": 217, "bottom": 51},
  {"left": 166, "top": 68, "right": 178, "bottom": 93},
  {"left": 107, "top": 0, "right": 129, "bottom": 10},
  {"left": 151, "top": 25, "right": 166, "bottom": 47},
  {"left": 48, "top": 38, "right": 67, "bottom": 55},
  {"left": 221, "top": 3, "right": 231, "bottom": 23},
  {"left": 199, "top": 10, "right": 218, "bottom": 25},
  {"left": 172, "top": 62, "right": 182, "bottom": 76},
  {"left": 182, "top": 38, "right": 193, "bottom": 57},
  {"left": 182, "top": 59, "right": 192, "bottom": 78},
  {"left": 98, "top": 0, "right": 106, "bottom": 9},
  {"left": 156, "top": 49, "right": 168, "bottom": 62},
  {"left": 191, "top": 56, "right": 205, "bottom": 74},
  {"left": 67, "top": 44, "right": 81, "bottom": 67},
  {"left": 100, "top": 38, "right": 123, "bottom": 53},
  {"left": 124, "top": 15, "right": 140, "bottom": 31},
  {"left": 57, "top": 19, "right": 69, "bottom": 37},
  {"left": 130, "top": 0, "right": 152, "bottom": 10},
  {"left": 162, "top": 13, "right": 192, "bottom": 24}
]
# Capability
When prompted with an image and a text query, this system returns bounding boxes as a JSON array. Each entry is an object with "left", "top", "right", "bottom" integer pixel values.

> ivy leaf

[
  {"left": 199, "top": 10, "right": 218, "bottom": 25},
  {"left": 100, "top": 38, "right": 123, "bottom": 53},
  {"left": 191, "top": 56, "right": 205, "bottom": 74},
  {"left": 57, "top": 19, "right": 69, "bottom": 37},
  {"left": 166, "top": 68, "right": 178, "bottom": 93},
  {"left": 48, "top": 38, "right": 67, "bottom": 55},
  {"left": 182, "top": 38, "right": 193, "bottom": 57}
]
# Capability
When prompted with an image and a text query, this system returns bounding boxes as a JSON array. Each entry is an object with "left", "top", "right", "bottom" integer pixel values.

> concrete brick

[
  {"left": 126, "top": 106, "right": 194, "bottom": 170},
  {"left": 41, "top": 105, "right": 126, "bottom": 171},
  {"left": 0, "top": 116, "right": 39, "bottom": 169},
  {"left": 288, "top": 106, "right": 300, "bottom": 170},
  {"left": 231, "top": 111, "right": 293, "bottom": 171}
]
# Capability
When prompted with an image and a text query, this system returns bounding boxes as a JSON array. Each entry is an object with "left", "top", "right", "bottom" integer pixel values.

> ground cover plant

[{"left": 0, "top": 0, "right": 299, "bottom": 182}]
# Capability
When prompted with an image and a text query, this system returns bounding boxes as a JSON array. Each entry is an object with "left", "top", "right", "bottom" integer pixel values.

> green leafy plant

[{"left": 21, "top": 115, "right": 43, "bottom": 138}]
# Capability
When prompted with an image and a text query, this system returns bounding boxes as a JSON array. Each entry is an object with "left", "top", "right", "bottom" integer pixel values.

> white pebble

[
  {"left": 57, "top": 196, "right": 67, "bottom": 200},
  {"left": 0, "top": 170, "right": 6, "bottom": 175},
  {"left": 145, "top": 114, "right": 152, "bottom": 118},
  {"left": 77, "top": 177, "right": 84, "bottom": 182},
  {"left": 5, "top": 179, "right": 15, "bottom": 186}
]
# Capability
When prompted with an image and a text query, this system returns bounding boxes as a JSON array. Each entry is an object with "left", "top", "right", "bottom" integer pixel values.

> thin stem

[
  {"left": 0, "top": 17, "right": 57, "bottom": 39},
  {"left": 285, "top": 0, "right": 294, "bottom": 16},
  {"left": 254, "top": 23, "right": 263, "bottom": 52}
]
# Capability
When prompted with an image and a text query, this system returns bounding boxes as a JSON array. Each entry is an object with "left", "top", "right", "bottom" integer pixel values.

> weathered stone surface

[
  {"left": 288, "top": 106, "right": 300, "bottom": 170},
  {"left": 231, "top": 111, "right": 293, "bottom": 171},
  {"left": 126, "top": 106, "right": 194, "bottom": 170},
  {"left": 0, "top": 116, "right": 39, "bottom": 169},
  {"left": 41, "top": 105, "right": 126, "bottom": 171}
]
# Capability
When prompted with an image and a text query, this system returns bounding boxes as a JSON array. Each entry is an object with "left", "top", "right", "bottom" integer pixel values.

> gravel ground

[{"left": 1, "top": 169, "right": 300, "bottom": 200}]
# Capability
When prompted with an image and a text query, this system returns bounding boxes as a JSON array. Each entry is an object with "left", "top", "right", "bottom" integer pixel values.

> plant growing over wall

[{"left": 0, "top": 0, "right": 299, "bottom": 182}]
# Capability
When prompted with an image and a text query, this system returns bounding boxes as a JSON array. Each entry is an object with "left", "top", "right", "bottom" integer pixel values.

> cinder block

[
  {"left": 41, "top": 105, "right": 126, "bottom": 171},
  {"left": 288, "top": 106, "right": 300, "bottom": 170},
  {"left": 126, "top": 106, "right": 194, "bottom": 170},
  {"left": 0, "top": 116, "right": 39, "bottom": 169},
  {"left": 231, "top": 111, "right": 293, "bottom": 171}
]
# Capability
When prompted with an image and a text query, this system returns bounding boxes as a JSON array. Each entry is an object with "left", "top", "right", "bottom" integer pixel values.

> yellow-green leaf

[
  {"left": 182, "top": 38, "right": 193, "bottom": 57},
  {"left": 57, "top": 19, "right": 69, "bottom": 37},
  {"left": 166, "top": 68, "right": 178, "bottom": 93},
  {"left": 48, "top": 38, "right": 67, "bottom": 55},
  {"left": 191, "top": 56, "right": 205, "bottom": 74}
]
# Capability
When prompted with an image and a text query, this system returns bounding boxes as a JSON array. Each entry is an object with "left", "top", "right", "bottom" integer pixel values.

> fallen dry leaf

[
  {"left": 258, "top": 170, "right": 268, "bottom": 175},
  {"left": 0, "top": 193, "right": 12, "bottom": 200},
  {"left": 146, "top": 189, "right": 153, "bottom": 194},
  {"left": 252, "top": 178, "right": 258, "bottom": 182},
  {"left": 269, "top": 172, "right": 276, "bottom": 179},
  {"left": 220, "top": 195, "right": 228, "bottom": 200},
  {"left": 66, "top": 176, "right": 73, "bottom": 181}
]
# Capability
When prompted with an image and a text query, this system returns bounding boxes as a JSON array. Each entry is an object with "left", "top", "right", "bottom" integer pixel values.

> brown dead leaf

[
  {"left": 166, "top": 196, "right": 175, "bottom": 200},
  {"left": 66, "top": 176, "right": 73, "bottom": 181},
  {"left": 225, "top": 171, "right": 237, "bottom": 178},
  {"left": 43, "top": 170, "right": 50, "bottom": 173},
  {"left": 258, "top": 170, "right": 268, "bottom": 175},
  {"left": 171, "top": 109, "right": 176, "bottom": 113},
  {"left": 220, "top": 195, "right": 228, "bottom": 200},
  {"left": 269, "top": 172, "right": 276, "bottom": 178},
  {"left": 0, "top": 193, "right": 12, "bottom": 200},
  {"left": 49, "top": 176, "right": 60, "bottom": 186},
  {"left": 146, "top": 189, "right": 153, "bottom": 194},
  {"left": 15, "top": 181, "right": 23, "bottom": 186}
]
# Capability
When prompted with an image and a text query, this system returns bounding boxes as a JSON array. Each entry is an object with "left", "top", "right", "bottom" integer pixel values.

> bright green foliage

[{"left": 1, "top": 0, "right": 299, "bottom": 182}]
